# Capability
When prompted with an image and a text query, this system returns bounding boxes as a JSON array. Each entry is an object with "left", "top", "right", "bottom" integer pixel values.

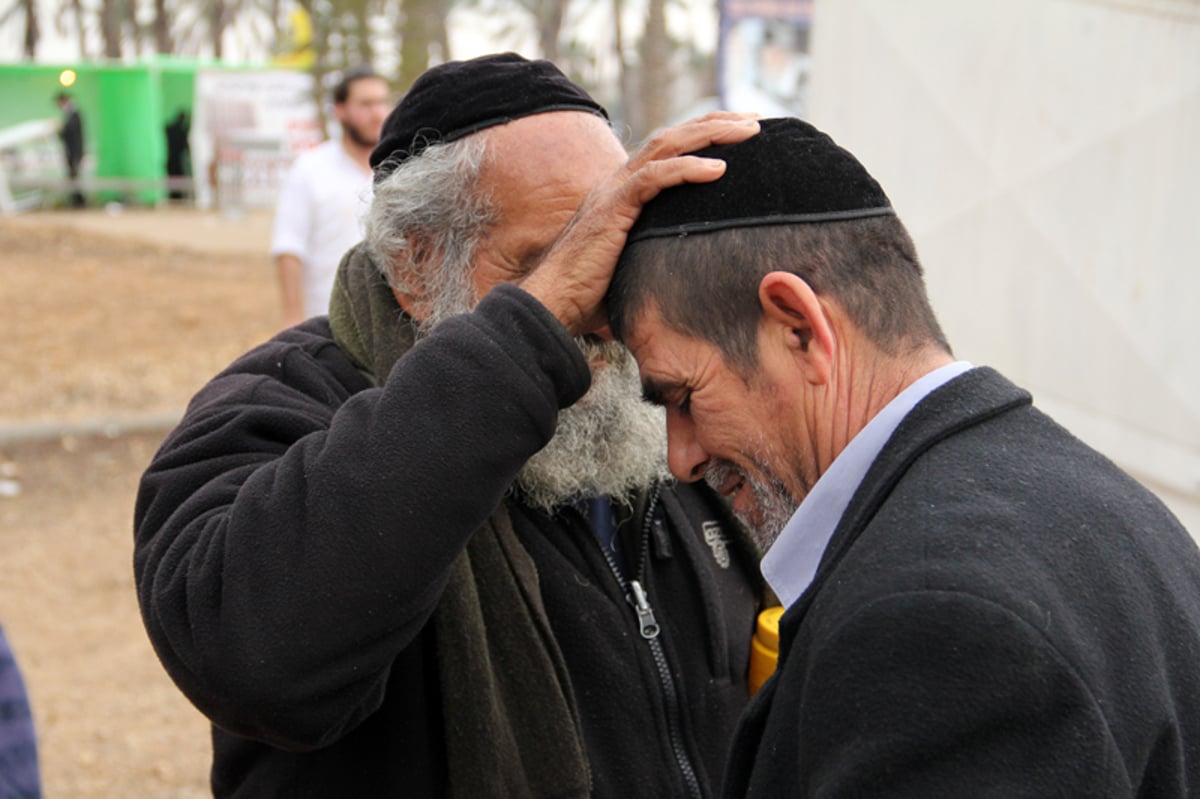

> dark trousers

[{"left": 66, "top": 156, "right": 85, "bottom": 208}]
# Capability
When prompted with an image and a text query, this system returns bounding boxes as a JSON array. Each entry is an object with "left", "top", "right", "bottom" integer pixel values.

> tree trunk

[
  {"left": 21, "top": 0, "right": 40, "bottom": 58},
  {"left": 126, "top": 0, "right": 141, "bottom": 56},
  {"left": 210, "top": 0, "right": 225, "bottom": 58},
  {"left": 638, "top": 0, "right": 669, "bottom": 135},
  {"left": 71, "top": 0, "right": 87, "bottom": 59},
  {"left": 303, "top": 0, "right": 331, "bottom": 141},
  {"left": 101, "top": 0, "right": 122, "bottom": 58},
  {"left": 397, "top": 0, "right": 433, "bottom": 91},
  {"left": 533, "top": 0, "right": 567, "bottom": 63},
  {"left": 354, "top": 0, "right": 374, "bottom": 66},
  {"left": 611, "top": 0, "right": 638, "bottom": 137},
  {"left": 432, "top": 0, "right": 449, "bottom": 61},
  {"left": 153, "top": 0, "right": 173, "bottom": 53}
]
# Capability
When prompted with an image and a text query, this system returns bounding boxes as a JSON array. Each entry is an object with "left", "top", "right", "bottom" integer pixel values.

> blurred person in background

[
  {"left": 55, "top": 92, "right": 85, "bottom": 209},
  {"left": 134, "top": 53, "right": 763, "bottom": 798},
  {"left": 0, "top": 622, "right": 40, "bottom": 798},
  {"left": 270, "top": 66, "right": 390, "bottom": 327},
  {"left": 164, "top": 110, "right": 191, "bottom": 201},
  {"left": 603, "top": 117, "right": 1200, "bottom": 797}
]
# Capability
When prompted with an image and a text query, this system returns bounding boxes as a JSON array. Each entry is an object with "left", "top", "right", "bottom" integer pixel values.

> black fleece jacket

[{"left": 134, "top": 285, "right": 760, "bottom": 797}]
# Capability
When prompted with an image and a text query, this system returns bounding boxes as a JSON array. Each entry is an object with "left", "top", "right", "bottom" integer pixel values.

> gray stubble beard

[{"left": 703, "top": 450, "right": 798, "bottom": 551}]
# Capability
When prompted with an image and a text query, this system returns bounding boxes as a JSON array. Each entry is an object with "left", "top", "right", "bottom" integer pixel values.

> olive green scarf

[{"left": 328, "top": 244, "right": 590, "bottom": 798}]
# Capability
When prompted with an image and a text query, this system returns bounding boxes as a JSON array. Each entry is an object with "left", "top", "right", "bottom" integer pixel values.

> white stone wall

[{"left": 807, "top": 0, "right": 1200, "bottom": 534}]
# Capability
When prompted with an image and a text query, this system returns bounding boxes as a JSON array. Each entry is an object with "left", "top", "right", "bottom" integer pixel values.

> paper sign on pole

[{"left": 191, "top": 69, "right": 321, "bottom": 211}]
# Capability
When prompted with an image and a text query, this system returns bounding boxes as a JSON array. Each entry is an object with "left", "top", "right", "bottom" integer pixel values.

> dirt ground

[{"left": 0, "top": 208, "right": 282, "bottom": 797}]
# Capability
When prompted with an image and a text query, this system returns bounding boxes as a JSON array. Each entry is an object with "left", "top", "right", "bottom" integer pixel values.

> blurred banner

[
  {"left": 718, "top": 0, "right": 814, "bottom": 118},
  {"left": 191, "top": 69, "right": 321, "bottom": 212}
]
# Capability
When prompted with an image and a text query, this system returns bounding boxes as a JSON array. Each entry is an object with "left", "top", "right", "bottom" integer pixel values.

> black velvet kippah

[
  {"left": 370, "top": 52, "right": 608, "bottom": 182},
  {"left": 626, "top": 117, "right": 893, "bottom": 243}
]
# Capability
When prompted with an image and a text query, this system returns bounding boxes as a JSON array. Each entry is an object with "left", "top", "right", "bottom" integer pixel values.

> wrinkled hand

[{"left": 520, "top": 112, "right": 761, "bottom": 336}]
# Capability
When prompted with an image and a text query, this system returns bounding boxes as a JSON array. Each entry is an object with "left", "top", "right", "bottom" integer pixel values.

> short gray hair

[
  {"left": 363, "top": 135, "right": 495, "bottom": 328},
  {"left": 610, "top": 215, "right": 951, "bottom": 372}
]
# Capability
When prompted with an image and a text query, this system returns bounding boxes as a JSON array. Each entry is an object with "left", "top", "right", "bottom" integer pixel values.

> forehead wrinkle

[
  {"left": 484, "top": 112, "right": 623, "bottom": 183},
  {"left": 633, "top": 331, "right": 697, "bottom": 409},
  {"left": 478, "top": 118, "right": 621, "bottom": 255}
]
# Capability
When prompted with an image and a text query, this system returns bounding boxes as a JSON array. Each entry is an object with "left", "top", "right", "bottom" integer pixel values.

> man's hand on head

[{"left": 519, "top": 112, "right": 761, "bottom": 336}]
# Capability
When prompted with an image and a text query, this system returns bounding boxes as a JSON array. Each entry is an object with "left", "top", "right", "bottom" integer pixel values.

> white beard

[
  {"left": 415, "top": 285, "right": 669, "bottom": 513},
  {"left": 515, "top": 339, "right": 670, "bottom": 513}
]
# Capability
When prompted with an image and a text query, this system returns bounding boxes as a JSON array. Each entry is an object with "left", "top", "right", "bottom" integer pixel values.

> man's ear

[
  {"left": 757, "top": 271, "right": 834, "bottom": 386},
  {"left": 389, "top": 233, "right": 439, "bottom": 320},
  {"left": 390, "top": 285, "right": 422, "bottom": 319}
]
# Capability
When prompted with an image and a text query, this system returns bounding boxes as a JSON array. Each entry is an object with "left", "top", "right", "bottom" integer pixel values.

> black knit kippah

[
  {"left": 626, "top": 117, "right": 893, "bottom": 243},
  {"left": 370, "top": 52, "right": 608, "bottom": 182}
]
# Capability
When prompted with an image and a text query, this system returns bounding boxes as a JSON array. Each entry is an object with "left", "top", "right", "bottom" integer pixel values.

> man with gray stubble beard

[{"left": 134, "top": 53, "right": 764, "bottom": 798}]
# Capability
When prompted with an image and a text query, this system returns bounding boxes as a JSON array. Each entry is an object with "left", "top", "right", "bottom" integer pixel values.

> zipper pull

[{"left": 628, "top": 580, "right": 661, "bottom": 639}]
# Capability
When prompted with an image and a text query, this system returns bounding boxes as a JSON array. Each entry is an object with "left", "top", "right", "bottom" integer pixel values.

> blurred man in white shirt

[{"left": 270, "top": 67, "right": 390, "bottom": 326}]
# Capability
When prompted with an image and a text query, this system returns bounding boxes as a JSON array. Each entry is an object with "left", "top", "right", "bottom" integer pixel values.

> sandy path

[{"left": 1, "top": 208, "right": 280, "bottom": 797}]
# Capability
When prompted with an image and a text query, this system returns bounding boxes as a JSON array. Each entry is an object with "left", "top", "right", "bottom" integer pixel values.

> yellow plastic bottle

[{"left": 748, "top": 606, "right": 785, "bottom": 695}]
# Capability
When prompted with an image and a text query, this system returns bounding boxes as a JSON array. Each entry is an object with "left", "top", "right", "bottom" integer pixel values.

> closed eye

[
  {"left": 642, "top": 381, "right": 666, "bottom": 407},
  {"left": 643, "top": 378, "right": 693, "bottom": 414}
]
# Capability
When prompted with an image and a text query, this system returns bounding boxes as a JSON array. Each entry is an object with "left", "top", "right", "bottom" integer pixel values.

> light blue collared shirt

[{"left": 761, "top": 361, "right": 974, "bottom": 609}]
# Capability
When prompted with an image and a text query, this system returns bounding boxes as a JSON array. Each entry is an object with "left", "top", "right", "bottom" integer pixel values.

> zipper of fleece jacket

[{"left": 596, "top": 485, "right": 704, "bottom": 799}]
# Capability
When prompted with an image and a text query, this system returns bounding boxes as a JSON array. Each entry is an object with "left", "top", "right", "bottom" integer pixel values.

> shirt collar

[{"left": 761, "top": 361, "right": 974, "bottom": 608}]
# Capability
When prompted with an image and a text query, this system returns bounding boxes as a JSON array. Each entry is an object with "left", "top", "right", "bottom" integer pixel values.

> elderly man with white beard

[{"left": 133, "top": 53, "right": 764, "bottom": 799}]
